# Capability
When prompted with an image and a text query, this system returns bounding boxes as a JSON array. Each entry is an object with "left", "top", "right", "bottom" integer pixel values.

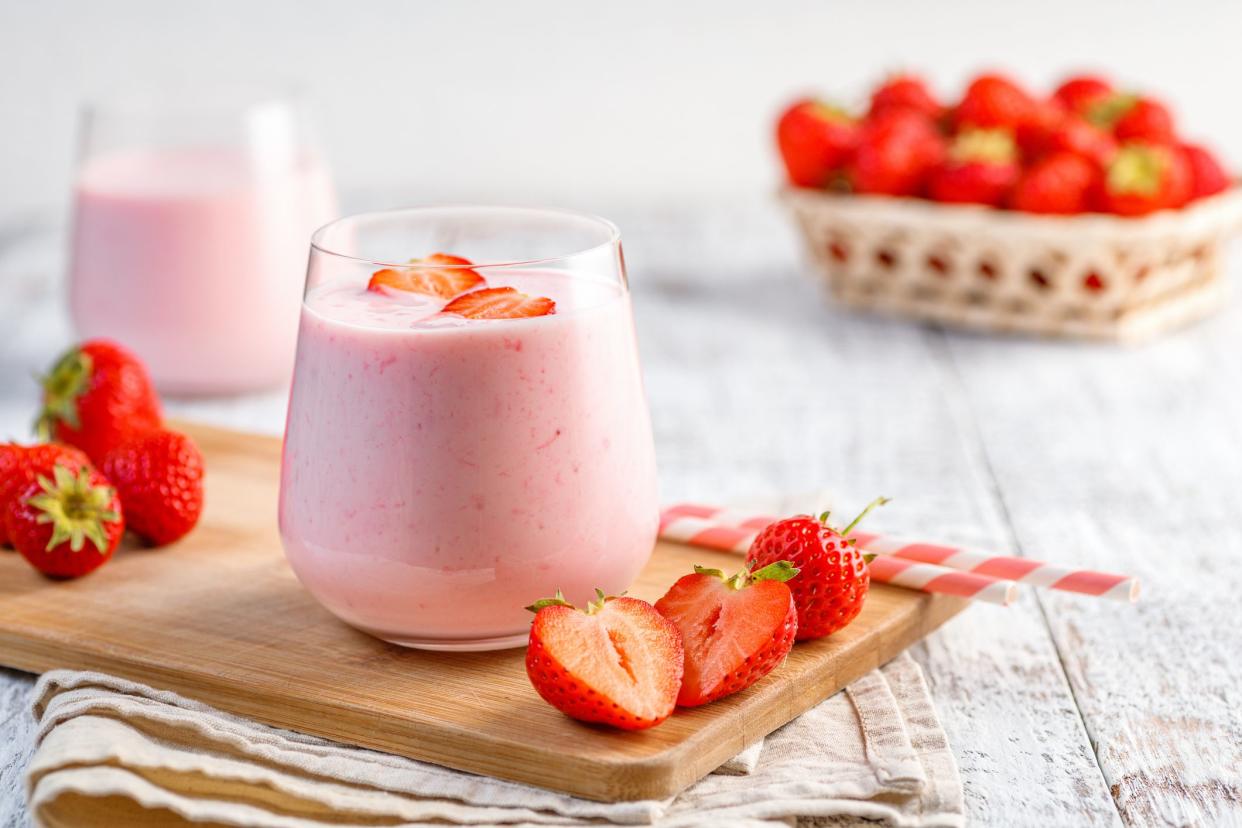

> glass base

[{"left": 367, "top": 628, "right": 529, "bottom": 652}]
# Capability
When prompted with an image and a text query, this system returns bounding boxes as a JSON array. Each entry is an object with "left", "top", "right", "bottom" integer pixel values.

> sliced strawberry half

[
  {"left": 525, "top": 590, "right": 683, "bottom": 730},
  {"left": 367, "top": 253, "right": 485, "bottom": 299},
  {"left": 441, "top": 287, "right": 555, "bottom": 319},
  {"left": 654, "top": 562, "right": 799, "bottom": 707}
]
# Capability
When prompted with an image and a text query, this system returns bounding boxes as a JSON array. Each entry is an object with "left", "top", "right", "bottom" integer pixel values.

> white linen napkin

[{"left": 26, "top": 652, "right": 962, "bottom": 828}]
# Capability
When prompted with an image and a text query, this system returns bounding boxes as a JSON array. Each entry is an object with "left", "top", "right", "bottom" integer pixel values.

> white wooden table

[{"left": 1, "top": 201, "right": 1240, "bottom": 826}]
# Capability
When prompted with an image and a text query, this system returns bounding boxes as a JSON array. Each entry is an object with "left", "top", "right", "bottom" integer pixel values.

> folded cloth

[{"left": 26, "top": 652, "right": 962, "bottom": 828}]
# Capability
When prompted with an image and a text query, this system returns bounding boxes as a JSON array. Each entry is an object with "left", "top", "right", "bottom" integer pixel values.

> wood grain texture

[
  {"left": 0, "top": 422, "right": 965, "bottom": 803},
  {"left": 943, "top": 299, "right": 1242, "bottom": 827}
]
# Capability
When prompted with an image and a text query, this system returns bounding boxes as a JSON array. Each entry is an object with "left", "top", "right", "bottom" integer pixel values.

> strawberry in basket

[{"left": 775, "top": 69, "right": 1233, "bottom": 216}]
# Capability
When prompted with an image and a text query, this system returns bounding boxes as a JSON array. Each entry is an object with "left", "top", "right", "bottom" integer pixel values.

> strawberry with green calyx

[
  {"left": 655, "top": 560, "right": 799, "bottom": 707},
  {"left": 776, "top": 99, "right": 860, "bottom": 188},
  {"left": 5, "top": 464, "right": 124, "bottom": 579},
  {"left": 36, "top": 340, "right": 162, "bottom": 465},
  {"left": 1088, "top": 94, "right": 1175, "bottom": 144},
  {"left": 1053, "top": 75, "right": 1114, "bottom": 115},
  {"left": 0, "top": 443, "right": 93, "bottom": 549},
  {"left": 928, "top": 128, "right": 1020, "bottom": 207},
  {"left": 746, "top": 497, "right": 889, "bottom": 641},
  {"left": 525, "top": 588, "right": 683, "bottom": 730},
  {"left": 1102, "top": 142, "right": 1192, "bottom": 216}
]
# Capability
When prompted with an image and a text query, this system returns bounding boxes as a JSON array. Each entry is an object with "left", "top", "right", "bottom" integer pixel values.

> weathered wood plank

[
  {"left": 0, "top": 669, "right": 35, "bottom": 828},
  {"left": 943, "top": 301, "right": 1242, "bottom": 826}
]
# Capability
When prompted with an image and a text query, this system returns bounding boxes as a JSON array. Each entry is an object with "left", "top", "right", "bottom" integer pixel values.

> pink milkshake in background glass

[
  {"left": 279, "top": 207, "right": 659, "bottom": 650},
  {"left": 69, "top": 92, "right": 338, "bottom": 394}
]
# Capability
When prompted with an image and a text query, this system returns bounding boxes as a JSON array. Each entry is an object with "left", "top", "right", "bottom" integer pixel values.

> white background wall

[{"left": 2, "top": 0, "right": 1240, "bottom": 221}]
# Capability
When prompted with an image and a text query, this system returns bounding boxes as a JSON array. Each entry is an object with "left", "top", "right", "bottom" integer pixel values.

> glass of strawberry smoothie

[
  {"left": 68, "top": 91, "right": 338, "bottom": 394},
  {"left": 278, "top": 207, "right": 659, "bottom": 651}
]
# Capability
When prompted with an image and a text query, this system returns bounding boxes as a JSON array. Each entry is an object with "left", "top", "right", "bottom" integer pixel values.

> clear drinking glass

[
  {"left": 278, "top": 206, "right": 660, "bottom": 651},
  {"left": 68, "top": 90, "right": 338, "bottom": 394}
]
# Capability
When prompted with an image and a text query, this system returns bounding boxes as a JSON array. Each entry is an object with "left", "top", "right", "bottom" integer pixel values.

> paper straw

[
  {"left": 659, "top": 503, "right": 1139, "bottom": 603},
  {"left": 848, "top": 532, "right": 1140, "bottom": 602},
  {"left": 658, "top": 512, "right": 1016, "bottom": 605}
]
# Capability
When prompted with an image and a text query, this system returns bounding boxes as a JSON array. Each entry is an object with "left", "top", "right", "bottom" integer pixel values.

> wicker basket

[{"left": 784, "top": 187, "right": 1242, "bottom": 342}]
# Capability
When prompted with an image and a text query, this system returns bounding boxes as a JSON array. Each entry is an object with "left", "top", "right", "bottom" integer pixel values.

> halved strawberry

[
  {"left": 654, "top": 562, "right": 799, "bottom": 707},
  {"left": 367, "top": 253, "right": 485, "bottom": 299},
  {"left": 525, "top": 590, "right": 683, "bottom": 730},
  {"left": 441, "top": 287, "right": 555, "bottom": 319}
]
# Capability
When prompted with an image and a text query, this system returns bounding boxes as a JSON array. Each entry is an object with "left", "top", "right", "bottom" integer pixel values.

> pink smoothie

[
  {"left": 278, "top": 270, "right": 659, "bottom": 649},
  {"left": 69, "top": 147, "right": 337, "bottom": 393}
]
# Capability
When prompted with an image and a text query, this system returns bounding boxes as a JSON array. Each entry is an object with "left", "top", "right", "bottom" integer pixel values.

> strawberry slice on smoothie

[
  {"left": 442, "top": 287, "right": 556, "bottom": 319},
  {"left": 367, "top": 253, "right": 485, "bottom": 299}
]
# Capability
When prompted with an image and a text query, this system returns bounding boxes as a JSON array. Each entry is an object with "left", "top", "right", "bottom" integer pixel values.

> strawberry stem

[
  {"left": 750, "top": 560, "right": 800, "bottom": 583},
  {"left": 34, "top": 348, "right": 92, "bottom": 439},
  {"left": 27, "top": 465, "right": 119, "bottom": 553},
  {"left": 525, "top": 589, "right": 573, "bottom": 613},
  {"left": 840, "top": 497, "right": 891, "bottom": 537}
]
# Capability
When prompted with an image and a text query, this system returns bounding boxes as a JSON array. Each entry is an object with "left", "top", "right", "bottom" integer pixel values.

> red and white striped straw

[
  {"left": 848, "top": 532, "right": 1139, "bottom": 602},
  {"left": 659, "top": 504, "right": 1139, "bottom": 602},
  {"left": 658, "top": 511, "right": 1017, "bottom": 606}
]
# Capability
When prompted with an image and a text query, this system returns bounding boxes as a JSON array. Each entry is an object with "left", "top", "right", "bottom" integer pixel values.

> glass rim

[
  {"left": 309, "top": 204, "right": 622, "bottom": 270},
  {"left": 79, "top": 83, "right": 306, "bottom": 117}
]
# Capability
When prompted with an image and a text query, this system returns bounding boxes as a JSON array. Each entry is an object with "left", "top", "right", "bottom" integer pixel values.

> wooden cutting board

[{"left": 0, "top": 422, "right": 967, "bottom": 802}]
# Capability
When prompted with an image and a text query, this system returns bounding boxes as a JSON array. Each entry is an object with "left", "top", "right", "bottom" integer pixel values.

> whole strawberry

[
  {"left": 1014, "top": 99, "right": 1070, "bottom": 160},
  {"left": 1052, "top": 74, "right": 1113, "bottom": 115},
  {"left": 526, "top": 590, "right": 682, "bottom": 730},
  {"left": 953, "top": 73, "right": 1036, "bottom": 130},
  {"left": 0, "top": 443, "right": 23, "bottom": 548},
  {"left": 1011, "top": 152, "right": 1099, "bottom": 215},
  {"left": 745, "top": 498, "right": 888, "bottom": 641},
  {"left": 1111, "top": 97, "right": 1175, "bottom": 144},
  {"left": 1102, "top": 142, "right": 1192, "bottom": 216},
  {"left": 101, "top": 428, "right": 204, "bottom": 546},
  {"left": 0, "top": 443, "right": 92, "bottom": 548},
  {"left": 868, "top": 74, "right": 941, "bottom": 119},
  {"left": 36, "top": 340, "right": 162, "bottom": 465},
  {"left": 1043, "top": 117, "right": 1118, "bottom": 169},
  {"left": 776, "top": 99, "right": 860, "bottom": 188},
  {"left": 1181, "top": 143, "right": 1230, "bottom": 201},
  {"left": 849, "top": 110, "right": 945, "bottom": 197},
  {"left": 6, "top": 464, "right": 123, "bottom": 579},
  {"left": 655, "top": 561, "right": 799, "bottom": 707},
  {"left": 927, "top": 129, "right": 1020, "bottom": 207}
]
